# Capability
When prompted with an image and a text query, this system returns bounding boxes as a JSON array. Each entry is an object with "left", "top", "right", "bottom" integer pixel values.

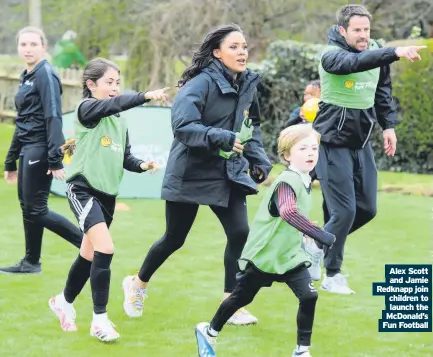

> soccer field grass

[{"left": 0, "top": 124, "right": 432, "bottom": 356}]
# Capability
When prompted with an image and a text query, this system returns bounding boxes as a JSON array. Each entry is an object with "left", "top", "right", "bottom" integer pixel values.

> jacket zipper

[
  {"left": 337, "top": 107, "right": 347, "bottom": 132},
  {"left": 362, "top": 117, "right": 375, "bottom": 148}
]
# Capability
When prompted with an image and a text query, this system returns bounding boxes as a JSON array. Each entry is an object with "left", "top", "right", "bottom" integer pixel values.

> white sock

[
  {"left": 93, "top": 312, "right": 108, "bottom": 323},
  {"left": 296, "top": 345, "right": 310, "bottom": 353},
  {"left": 56, "top": 292, "right": 69, "bottom": 305},
  {"left": 206, "top": 326, "right": 219, "bottom": 337}
]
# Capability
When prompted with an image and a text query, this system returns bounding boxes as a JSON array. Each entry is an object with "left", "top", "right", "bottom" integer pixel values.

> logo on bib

[
  {"left": 344, "top": 80, "right": 354, "bottom": 89},
  {"left": 100, "top": 136, "right": 112, "bottom": 147},
  {"left": 344, "top": 79, "right": 376, "bottom": 91}
]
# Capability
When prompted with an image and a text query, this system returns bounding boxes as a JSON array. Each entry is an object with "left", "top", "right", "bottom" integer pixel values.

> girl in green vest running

[
  {"left": 48, "top": 57, "right": 169, "bottom": 342},
  {"left": 195, "top": 124, "right": 336, "bottom": 357}
]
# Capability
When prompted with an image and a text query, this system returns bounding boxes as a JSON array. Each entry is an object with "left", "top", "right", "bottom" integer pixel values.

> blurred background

[{"left": 1, "top": 0, "right": 433, "bottom": 174}]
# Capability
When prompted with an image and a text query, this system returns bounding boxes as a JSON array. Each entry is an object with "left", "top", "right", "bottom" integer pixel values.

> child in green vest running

[
  {"left": 48, "top": 57, "right": 169, "bottom": 342},
  {"left": 195, "top": 124, "right": 336, "bottom": 357}
]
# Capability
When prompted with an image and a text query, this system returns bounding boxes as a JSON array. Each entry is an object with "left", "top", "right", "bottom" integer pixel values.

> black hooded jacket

[{"left": 313, "top": 26, "right": 400, "bottom": 149}]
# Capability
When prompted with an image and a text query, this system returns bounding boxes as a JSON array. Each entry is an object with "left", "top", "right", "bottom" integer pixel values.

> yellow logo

[
  {"left": 344, "top": 80, "right": 355, "bottom": 89},
  {"left": 100, "top": 136, "right": 112, "bottom": 147},
  {"left": 243, "top": 109, "right": 249, "bottom": 119}
]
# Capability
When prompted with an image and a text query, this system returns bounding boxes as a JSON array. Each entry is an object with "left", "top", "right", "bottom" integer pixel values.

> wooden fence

[{"left": 0, "top": 64, "right": 82, "bottom": 123}]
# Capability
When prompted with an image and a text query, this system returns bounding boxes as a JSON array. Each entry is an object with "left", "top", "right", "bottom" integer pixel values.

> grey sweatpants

[{"left": 315, "top": 142, "right": 377, "bottom": 274}]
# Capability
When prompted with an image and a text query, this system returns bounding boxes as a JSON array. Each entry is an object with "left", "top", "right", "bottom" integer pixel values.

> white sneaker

[
  {"left": 304, "top": 241, "right": 323, "bottom": 281},
  {"left": 321, "top": 273, "right": 355, "bottom": 294},
  {"left": 48, "top": 294, "right": 77, "bottom": 332},
  {"left": 90, "top": 313, "right": 120, "bottom": 342},
  {"left": 195, "top": 322, "right": 217, "bottom": 357},
  {"left": 227, "top": 308, "right": 258, "bottom": 325},
  {"left": 122, "top": 275, "right": 147, "bottom": 318}
]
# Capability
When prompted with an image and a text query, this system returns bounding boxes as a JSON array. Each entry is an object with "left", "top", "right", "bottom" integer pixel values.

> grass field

[{"left": 0, "top": 124, "right": 432, "bottom": 357}]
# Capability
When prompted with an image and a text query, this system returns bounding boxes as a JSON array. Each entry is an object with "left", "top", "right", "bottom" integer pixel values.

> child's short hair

[
  {"left": 278, "top": 124, "right": 320, "bottom": 165},
  {"left": 308, "top": 79, "right": 321, "bottom": 89}
]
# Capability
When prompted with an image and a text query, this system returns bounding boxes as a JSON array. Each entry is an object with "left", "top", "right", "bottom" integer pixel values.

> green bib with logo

[
  {"left": 66, "top": 101, "right": 127, "bottom": 195},
  {"left": 239, "top": 170, "right": 312, "bottom": 275},
  {"left": 319, "top": 40, "right": 380, "bottom": 109}
]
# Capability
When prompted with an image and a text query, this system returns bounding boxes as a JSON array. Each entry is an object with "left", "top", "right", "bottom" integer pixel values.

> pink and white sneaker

[
  {"left": 90, "top": 313, "right": 120, "bottom": 342},
  {"left": 48, "top": 294, "right": 77, "bottom": 332}
]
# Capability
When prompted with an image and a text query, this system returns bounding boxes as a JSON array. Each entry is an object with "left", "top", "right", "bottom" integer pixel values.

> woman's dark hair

[
  {"left": 82, "top": 57, "right": 120, "bottom": 98},
  {"left": 178, "top": 23, "right": 243, "bottom": 87}
]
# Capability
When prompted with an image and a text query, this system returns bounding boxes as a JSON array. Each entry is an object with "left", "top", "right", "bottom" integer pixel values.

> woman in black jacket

[
  {"left": 1, "top": 26, "right": 82, "bottom": 275},
  {"left": 122, "top": 24, "right": 272, "bottom": 325}
]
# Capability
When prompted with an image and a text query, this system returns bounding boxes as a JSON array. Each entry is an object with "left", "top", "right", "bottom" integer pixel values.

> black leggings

[
  {"left": 18, "top": 146, "right": 82, "bottom": 263},
  {"left": 138, "top": 193, "right": 249, "bottom": 293},
  {"left": 210, "top": 265, "right": 318, "bottom": 346}
]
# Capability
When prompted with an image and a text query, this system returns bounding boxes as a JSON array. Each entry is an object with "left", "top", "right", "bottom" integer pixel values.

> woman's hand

[
  {"left": 4, "top": 171, "right": 17, "bottom": 184},
  {"left": 232, "top": 138, "right": 244, "bottom": 154}
]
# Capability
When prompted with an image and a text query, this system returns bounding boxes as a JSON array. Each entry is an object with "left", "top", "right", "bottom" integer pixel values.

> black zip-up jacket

[
  {"left": 5, "top": 60, "right": 66, "bottom": 171},
  {"left": 313, "top": 26, "right": 399, "bottom": 149}
]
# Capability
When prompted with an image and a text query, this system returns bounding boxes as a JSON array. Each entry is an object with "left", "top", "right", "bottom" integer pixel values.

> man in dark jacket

[{"left": 313, "top": 4, "right": 426, "bottom": 294}]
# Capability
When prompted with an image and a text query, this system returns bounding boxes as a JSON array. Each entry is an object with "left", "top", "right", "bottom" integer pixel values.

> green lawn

[{"left": 0, "top": 124, "right": 432, "bottom": 357}]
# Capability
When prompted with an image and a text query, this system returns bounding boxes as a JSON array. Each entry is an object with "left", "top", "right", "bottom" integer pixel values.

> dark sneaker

[{"left": 0, "top": 259, "right": 41, "bottom": 274}]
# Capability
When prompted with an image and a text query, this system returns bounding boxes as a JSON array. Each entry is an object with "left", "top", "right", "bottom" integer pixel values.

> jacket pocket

[
  {"left": 361, "top": 116, "right": 375, "bottom": 148},
  {"left": 183, "top": 147, "right": 225, "bottom": 181},
  {"left": 337, "top": 107, "right": 347, "bottom": 132}
]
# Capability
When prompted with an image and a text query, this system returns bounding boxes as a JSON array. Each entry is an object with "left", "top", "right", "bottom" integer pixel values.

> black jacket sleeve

[
  {"left": 321, "top": 46, "right": 399, "bottom": 75},
  {"left": 37, "top": 66, "right": 65, "bottom": 171},
  {"left": 287, "top": 107, "right": 302, "bottom": 127},
  {"left": 4, "top": 126, "right": 21, "bottom": 171},
  {"left": 78, "top": 93, "right": 149, "bottom": 128},
  {"left": 243, "top": 91, "right": 272, "bottom": 183},
  {"left": 123, "top": 130, "right": 145, "bottom": 173},
  {"left": 171, "top": 76, "right": 236, "bottom": 152},
  {"left": 374, "top": 63, "right": 397, "bottom": 130}
]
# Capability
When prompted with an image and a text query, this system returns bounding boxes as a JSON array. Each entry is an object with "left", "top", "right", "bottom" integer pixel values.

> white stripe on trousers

[
  {"left": 66, "top": 183, "right": 83, "bottom": 215},
  {"left": 66, "top": 183, "right": 94, "bottom": 231}
]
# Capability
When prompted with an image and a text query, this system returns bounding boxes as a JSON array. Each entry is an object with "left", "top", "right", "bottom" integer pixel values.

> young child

[
  {"left": 287, "top": 80, "right": 321, "bottom": 127},
  {"left": 48, "top": 57, "right": 169, "bottom": 342},
  {"left": 286, "top": 80, "right": 327, "bottom": 279},
  {"left": 195, "top": 124, "right": 335, "bottom": 357}
]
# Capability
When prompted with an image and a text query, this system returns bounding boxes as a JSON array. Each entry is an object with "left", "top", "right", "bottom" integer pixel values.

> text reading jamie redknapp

[{"left": 373, "top": 264, "right": 432, "bottom": 332}]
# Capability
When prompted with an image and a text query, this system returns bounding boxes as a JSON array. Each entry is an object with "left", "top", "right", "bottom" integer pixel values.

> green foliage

[
  {"left": 255, "top": 40, "right": 325, "bottom": 161},
  {"left": 43, "top": 0, "right": 130, "bottom": 60},
  {"left": 257, "top": 39, "right": 433, "bottom": 173},
  {"left": 371, "top": 39, "right": 433, "bottom": 173}
]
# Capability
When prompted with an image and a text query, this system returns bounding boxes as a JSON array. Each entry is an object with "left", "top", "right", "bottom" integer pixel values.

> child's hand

[
  {"left": 300, "top": 108, "right": 306, "bottom": 120},
  {"left": 144, "top": 88, "right": 170, "bottom": 102},
  {"left": 303, "top": 235, "right": 314, "bottom": 245},
  {"left": 140, "top": 161, "right": 158, "bottom": 174}
]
